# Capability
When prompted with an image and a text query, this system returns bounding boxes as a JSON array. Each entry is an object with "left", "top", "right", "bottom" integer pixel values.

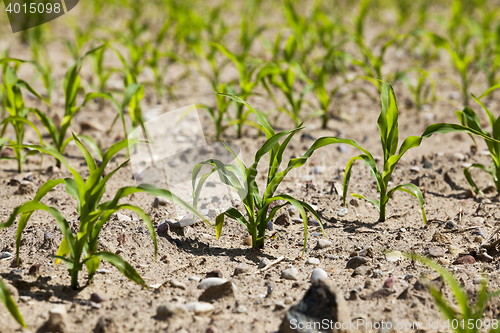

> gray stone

[
  {"left": 185, "top": 302, "right": 214, "bottom": 315},
  {"left": 316, "top": 239, "right": 332, "bottom": 249},
  {"left": 233, "top": 264, "right": 252, "bottom": 276},
  {"left": 199, "top": 281, "right": 237, "bottom": 302},
  {"left": 274, "top": 302, "right": 286, "bottom": 311},
  {"left": 310, "top": 268, "right": 328, "bottom": 284},
  {"left": 47, "top": 304, "right": 66, "bottom": 331},
  {"left": 90, "top": 292, "right": 109, "bottom": 303},
  {"left": 198, "top": 278, "right": 228, "bottom": 290},
  {"left": 337, "top": 207, "right": 348, "bottom": 217},
  {"left": 279, "top": 280, "right": 349, "bottom": 333},
  {"left": 429, "top": 247, "right": 445, "bottom": 258},
  {"left": 156, "top": 303, "right": 188, "bottom": 320},
  {"left": 96, "top": 268, "right": 110, "bottom": 274},
  {"left": 359, "top": 246, "right": 374, "bottom": 258},
  {"left": 305, "top": 258, "right": 320, "bottom": 265},
  {"left": 258, "top": 258, "right": 271, "bottom": 269},
  {"left": 372, "top": 269, "right": 383, "bottom": 278},
  {"left": 346, "top": 256, "right": 368, "bottom": 269},
  {"left": 353, "top": 266, "right": 372, "bottom": 276},
  {"left": 171, "top": 279, "right": 187, "bottom": 290},
  {"left": 0, "top": 252, "right": 12, "bottom": 260},
  {"left": 281, "top": 268, "right": 299, "bottom": 280},
  {"left": 153, "top": 196, "right": 168, "bottom": 207}
]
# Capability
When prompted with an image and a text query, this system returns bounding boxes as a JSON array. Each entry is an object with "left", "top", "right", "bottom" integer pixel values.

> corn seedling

[
  {"left": 429, "top": 0, "right": 480, "bottom": 106},
  {"left": 193, "top": 94, "right": 324, "bottom": 252},
  {"left": 351, "top": 0, "right": 405, "bottom": 93},
  {"left": 261, "top": 62, "right": 314, "bottom": 126},
  {"left": 32, "top": 45, "right": 106, "bottom": 167},
  {"left": 213, "top": 43, "right": 266, "bottom": 137},
  {"left": 317, "top": 82, "right": 498, "bottom": 222},
  {"left": 0, "top": 59, "right": 48, "bottom": 172},
  {"left": 410, "top": 254, "right": 500, "bottom": 333},
  {"left": 457, "top": 85, "right": 500, "bottom": 194},
  {"left": 0, "top": 278, "right": 25, "bottom": 327},
  {"left": 401, "top": 68, "right": 437, "bottom": 111},
  {"left": 0, "top": 134, "right": 204, "bottom": 289}
]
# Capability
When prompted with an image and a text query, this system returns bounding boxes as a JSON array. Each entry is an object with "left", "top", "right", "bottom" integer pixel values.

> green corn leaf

[
  {"left": 463, "top": 164, "right": 492, "bottom": 195},
  {"left": 94, "top": 252, "right": 147, "bottom": 288},
  {"left": 78, "top": 135, "right": 104, "bottom": 161},
  {"left": 72, "top": 132, "right": 97, "bottom": 173},
  {"left": 343, "top": 155, "right": 381, "bottom": 206},
  {"left": 0, "top": 278, "right": 25, "bottom": 327},
  {"left": 216, "top": 92, "right": 275, "bottom": 139},
  {"left": 351, "top": 193, "right": 381, "bottom": 211},
  {"left": 378, "top": 82, "right": 399, "bottom": 159},
  {"left": 30, "top": 108, "right": 60, "bottom": 146},
  {"left": 471, "top": 94, "right": 496, "bottom": 128},
  {"left": 422, "top": 123, "right": 500, "bottom": 143},
  {"left": 386, "top": 183, "right": 427, "bottom": 224},
  {"left": 215, "top": 208, "right": 248, "bottom": 239},
  {"left": 54, "top": 237, "right": 71, "bottom": 265}
]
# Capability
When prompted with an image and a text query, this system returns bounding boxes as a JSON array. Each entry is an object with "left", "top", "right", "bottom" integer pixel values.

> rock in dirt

[
  {"left": 156, "top": 303, "right": 188, "bottom": 320},
  {"left": 453, "top": 255, "right": 476, "bottom": 265},
  {"left": 0, "top": 252, "right": 12, "bottom": 260},
  {"left": 170, "top": 279, "right": 187, "bottom": 290},
  {"left": 205, "top": 327, "right": 217, "bottom": 333},
  {"left": 185, "top": 302, "right": 214, "bottom": 315},
  {"left": 449, "top": 245, "right": 461, "bottom": 256},
  {"left": 432, "top": 232, "right": 451, "bottom": 243},
  {"left": 310, "top": 268, "right": 328, "bottom": 284},
  {"left": 305, "top": 258, "right": 320, "bottom": 265},
  {"left": 90, "top": 293, "right": 109, "bottom": 304},
  {"left": 359, "top": 246, "right": 374, "bottom": 258},
  {"left": 198, "top": 278, "right": 227, "bottom": 290},
  {"left": 199, "top": 281, "right": 237, "bottom": 302},
  {"left": 279, "top": 279, "right": 349, "bottom": 333},
  {"left": 94, "top": 316, "right": 119, "bottom": 333},
  {"left": 371, "top": 288, "right": 393, "bottom": 299},
  {"left": 337, "top": 207, "right": 348, "bottom": 217},
  {"left": 429, "top": 247, "right": 445, "bottom": 258},
  {"left": 46, "top": 304, "right": 66, "bottom": 332},
  {"left": 14, "top": 181, "right": 35, "bottom": 195},
  {"left": 346, "top": 256, "right": 368, "bottom": 269},
  {"left": 353, "top": 266, "right": 372, "bottom": 277},
  {"left": 242, "top": 235, "right": 252, "bottom": 246},
  {"left": 206, "top": 269, "right": 224, "bottom": 278},
  {"left": 316, "top": 239, "right": 332, "bottom": 249},
  {"left": 233, "top": 264, "right": 251, "bottom": 276},
  {"left": 281, "top": 267, "right": 299, "bottom": 280},
  {"left": 383, "top": 276, "right": 397, "bottom": 288},
  {"left": 153, "top": 196, "right": 168, "bottom": 207},
  {"left": 274, "top": 213, "right": 290, "bottom": 226},
  {"left": 397, "top": 288, "right": 412, "bottom": 300},
  {"left": 258, "top": 258, "right": 271, "bottom": 269}
]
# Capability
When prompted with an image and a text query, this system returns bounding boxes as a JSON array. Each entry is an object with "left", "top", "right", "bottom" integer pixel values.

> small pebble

[
  {"left": 96, "top": 268, "right": 110, "bottom": 274},
  {"left": 338, "top": 207, "right": 348, "bottom": 217},
  {"left": 305, "top": 258, "right": 320, "bottom": 265},
  {"left": 473, "top": 277, "right": 487, "bottom": 285},
  {"left": 429, "top": 247, "right": 445, "bottom": 258},
  {"left": 233, "top": 264, "right": 252, "bottom": 276},
  {"left": 316, "top": 239, "right": 332, "bottom": 249},
  {"left": 372, "top": 269, "right": 383, "bottom": 278},
  {"left": 198, "top": 278, "right": 227, "bottom": 290},
  {"left": 383, "top": 276, "right": 397, "bottom": 288},
  {"left": 185, "top": 302, "right": 214, "bottom": 315},
  {"left": 281, "top": 267, "right": 298, "bottom": 280},
  {"left": 90, "top": 293, "right": 109, "bottom": 303},
  {"left": 258, "top": 258, "right": 271, "bottom": 269},
  {"left": 1, "top": 252, "right": 13, "bottom": 260},
  {"left": 310, "top": 268, "right": 328, "bottom": 284}
]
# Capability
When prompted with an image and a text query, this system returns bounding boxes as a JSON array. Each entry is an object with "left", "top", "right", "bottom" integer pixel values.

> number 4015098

[{"left": 6, "top": 2, "right": 61, "bottom": 14}]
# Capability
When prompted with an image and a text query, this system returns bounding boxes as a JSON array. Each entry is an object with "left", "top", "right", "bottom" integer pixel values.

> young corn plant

[
  {"left": 32, "top": 45, "right": 105, "bottom": 167},
  {"left": 401, "top": 68, "right": 437, "bottom": 111},
  {"left": 409, "top": 254, "right": 500, "bottom": 333},
  {"left": 0, "top": 59, "right": 48, "bottom": 172},
  {"left": 261, "top": 62, "right": 314, "bottom": 126},
  {"left": 213, "top": 43, "right": 266, "bottom": 137},
  {"left": 428, "top": 0, "right": 480, "bottom": 106},
  {"left": 457, "top": 86, "right": 500, "bottom": 194},
  {"left": 0, "top": 134, "right": 203, "bottom": 289},
  {"left": 0, "top": 278, "right": 25, "bottom": 328},
  {"left": 320, "top": 82, "right": 498, "bottom": 222},
  {"left": 192, "top": 94, "right": 324, "bottom": 252}
]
